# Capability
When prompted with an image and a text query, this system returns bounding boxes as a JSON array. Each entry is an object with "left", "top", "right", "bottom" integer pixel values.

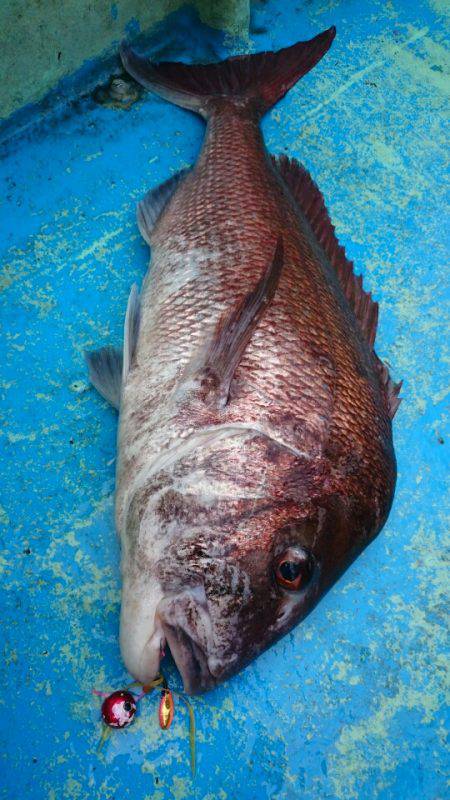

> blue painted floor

[{"left": 1, "top": 2, "right": 448, "bottom": 798}]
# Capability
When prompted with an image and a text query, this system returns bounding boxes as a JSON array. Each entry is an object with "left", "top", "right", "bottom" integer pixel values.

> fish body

[{"left": 86, "top": 28, "right": 401, "bottom": 693}]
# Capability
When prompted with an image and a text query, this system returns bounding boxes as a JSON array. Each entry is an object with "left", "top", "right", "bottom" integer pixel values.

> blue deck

[{"left": 1, "top": 1, "right": 448, "bottom": 798}]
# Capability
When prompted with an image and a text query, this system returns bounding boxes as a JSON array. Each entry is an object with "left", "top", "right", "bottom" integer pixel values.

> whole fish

[{"left": 86, "top": 27, "right": 401, "bottom": 694}]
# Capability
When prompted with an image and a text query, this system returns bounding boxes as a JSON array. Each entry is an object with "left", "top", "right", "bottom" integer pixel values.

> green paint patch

[{"left": 0, "top": 0, "right": 250, "bottom": 120}]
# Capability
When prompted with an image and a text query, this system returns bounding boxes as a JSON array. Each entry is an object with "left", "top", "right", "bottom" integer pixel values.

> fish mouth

[
  {"left": 161, "top": 621, "right": 216, "bottom": 695},
  {"left": 120, "top": 587, "right": 219, "bottom": 693}
]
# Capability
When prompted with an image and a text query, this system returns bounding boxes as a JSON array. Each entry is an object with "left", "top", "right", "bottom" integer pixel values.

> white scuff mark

[{"left": 75, "top": 228, "right": 123, "bottom": 262}]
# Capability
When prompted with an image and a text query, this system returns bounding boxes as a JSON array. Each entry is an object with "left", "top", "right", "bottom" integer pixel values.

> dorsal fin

[
  {"left": 273, "top": 154, "right": 379, "bottom": 347},
  {"left": 272, "top": 155, "right": 402, "bottom": 418}
]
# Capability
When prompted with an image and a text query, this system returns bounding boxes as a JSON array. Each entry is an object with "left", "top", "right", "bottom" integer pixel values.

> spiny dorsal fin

[
  {"left": 273, "top": 154, "right": 379, "bottom": 347},
  {"left": 197, "top": 237, "right": 284, "bottom": 408},
  {"left": 272, "top": 155, "right": 402, "bottom": 418},
  {"left": 137, "top": 168, "right": 189, "bottom": 245}
]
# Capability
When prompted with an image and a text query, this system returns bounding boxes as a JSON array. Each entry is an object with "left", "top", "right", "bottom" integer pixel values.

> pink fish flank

[{"left": 86, "top": 27, "right": 402, "bottom": 694}]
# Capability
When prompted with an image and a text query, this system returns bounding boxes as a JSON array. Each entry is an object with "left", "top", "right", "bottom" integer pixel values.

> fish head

[{"left": 119, "top": 431, "right": 395, "bottom": 694}]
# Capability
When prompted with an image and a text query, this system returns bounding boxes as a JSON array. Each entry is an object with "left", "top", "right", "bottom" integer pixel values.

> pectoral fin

[
  {"left": 123, "top": 283, "right": 140, "bottom": 381},
  {"left": 198, "top": 237, "right": 284, "bottom": 407},
  {"left": 85, "top": 284, "right": 140, "bottom": 410},
  {"left": 84, "top": 346, "right": 123, "bottom": 410}
]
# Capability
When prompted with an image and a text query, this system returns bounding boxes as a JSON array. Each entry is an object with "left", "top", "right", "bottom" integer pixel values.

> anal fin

[
  {"left": 197, "top": 237, "right": 284, "bottom": 407},
  {"left": 137, "top": 169, "right": 189, "bottom": 244}
]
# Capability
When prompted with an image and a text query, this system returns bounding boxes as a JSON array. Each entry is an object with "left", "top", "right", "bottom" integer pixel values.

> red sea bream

[{"left": 86, "top": 27, "right": 401, "bottom": 694}]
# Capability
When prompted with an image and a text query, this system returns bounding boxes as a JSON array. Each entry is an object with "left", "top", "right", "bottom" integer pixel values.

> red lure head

[
  {"left": 101, "top": 690, "right": 137, "bottom": 728},
  {"left": 93, "top": 679, "right": 195, "bottom": 775}
]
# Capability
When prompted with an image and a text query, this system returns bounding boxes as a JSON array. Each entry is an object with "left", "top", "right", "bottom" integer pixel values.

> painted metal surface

[
  {"left": 0, "top": 1, "right": 448, "bottom": 798},
  {"left": 0, "top": 0, "right": 249, "bottom": 120}
]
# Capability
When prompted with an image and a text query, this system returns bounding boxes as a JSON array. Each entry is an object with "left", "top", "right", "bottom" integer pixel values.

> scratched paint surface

[{"left": 0, "top": 1, "right": 449, "bottom": 798}]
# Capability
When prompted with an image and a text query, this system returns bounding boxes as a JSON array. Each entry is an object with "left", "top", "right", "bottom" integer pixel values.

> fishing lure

[
  {"left": 92, "top": 675, "right": 195, "bottom": 775},
  {"left": 98, "top": 689, "right": 137, "bottom": 728},
  {"left": 158, "top": 689, "right": 175, "bottom": 730}
]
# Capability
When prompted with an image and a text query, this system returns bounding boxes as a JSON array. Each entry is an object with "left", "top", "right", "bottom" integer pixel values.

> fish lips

[
  {"left": 156, "top": 589, "right": 220, "bottom": 694},
  {"left": 161, "top": 621, "right": 217, "bottom": 695}
]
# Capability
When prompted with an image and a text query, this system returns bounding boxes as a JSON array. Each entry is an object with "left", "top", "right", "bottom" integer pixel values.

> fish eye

[{"left": 274, "top": 549, "right": 314, "bottom": 591}]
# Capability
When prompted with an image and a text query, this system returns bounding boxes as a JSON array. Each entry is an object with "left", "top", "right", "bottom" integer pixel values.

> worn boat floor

[{"left": 0, "top": 1, "right": 448, "bottom": 798}]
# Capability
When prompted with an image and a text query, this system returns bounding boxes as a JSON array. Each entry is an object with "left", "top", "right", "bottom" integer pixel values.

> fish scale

[
  {"left": 86, "top": 28, "right": 401, "bottom": 693},
  {"left": 123, "top": 128, "right": 339, "bottom": 452}
]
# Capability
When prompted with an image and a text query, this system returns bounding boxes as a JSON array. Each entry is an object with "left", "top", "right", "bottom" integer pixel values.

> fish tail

[{"left": 120, "top": 27, "right": 336, "bottom": 118}]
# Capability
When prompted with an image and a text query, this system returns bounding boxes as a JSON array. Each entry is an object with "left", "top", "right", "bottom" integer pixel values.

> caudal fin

[{"left": 120, "top": 27, "right": 335, "bottom": 118}]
